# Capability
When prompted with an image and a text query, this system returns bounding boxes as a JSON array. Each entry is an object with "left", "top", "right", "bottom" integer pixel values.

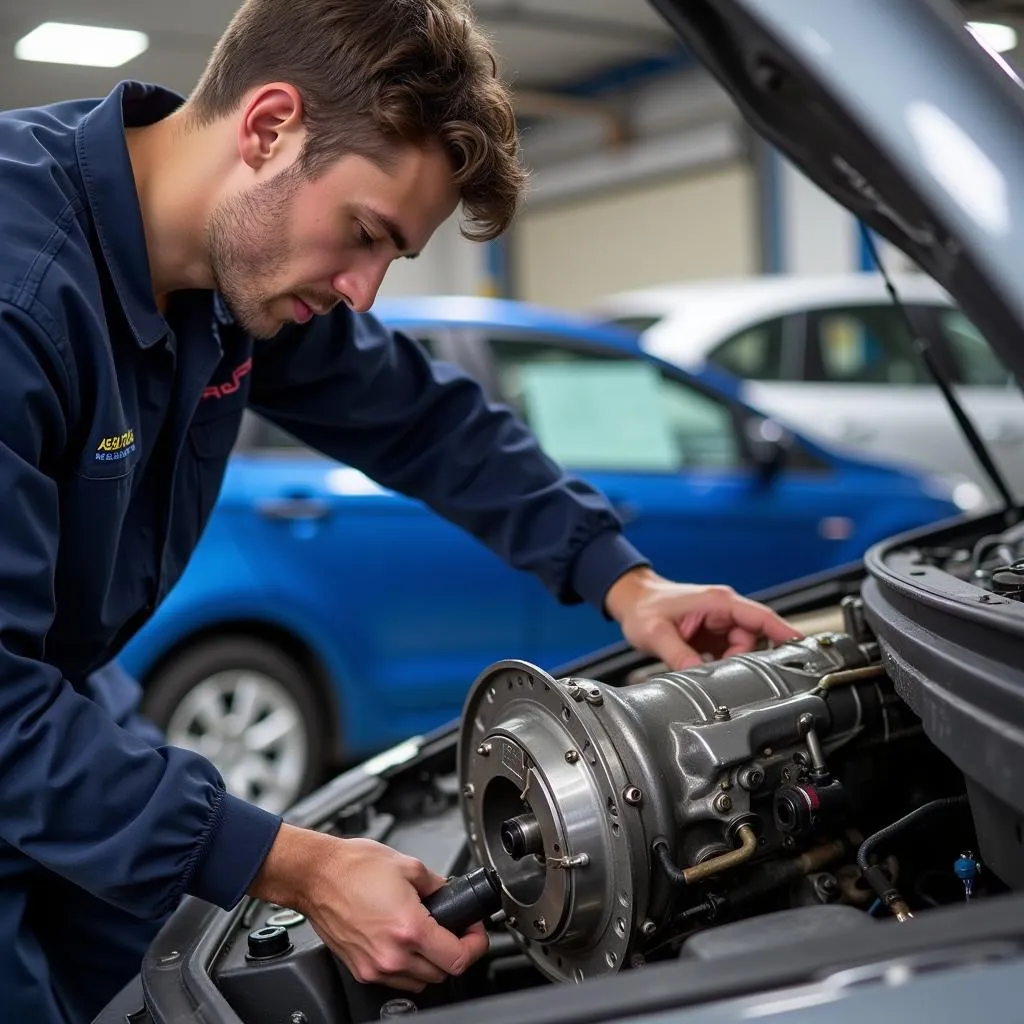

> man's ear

[{"left": 237, "top": 83, "right": 305, "bottom": 171}]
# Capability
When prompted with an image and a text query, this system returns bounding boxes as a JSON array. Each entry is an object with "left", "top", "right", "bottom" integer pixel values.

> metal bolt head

[
  {"left": 462, "top": 784, "right": 475, "bottom": 798},
  {"left": 584, "top": 686, "right": 604, "bottom": 706},
  {"left": 719, "top": 780, "right": 732, "bottom": 791},
  {"left": 781, "top": 767, "right": 792, "bottom": 782},
  {"left": 741, "top": 766, "right": 765, "bottom": 791},
  {"left": 534, "top": 916, "right": 547, "bottom": 934},
  {"left": 713, "top": 705, "right": 731, "bottom": 721},
  {"left": 762, "top": 746, "right": 774, "bottom": 757},
  {"left": 623, "top": 786, "right": 643, "bottom": 806},
  {"left": 640, "top": 919, "right": 657, "bottom": 936},
  {"left": 713, "top": 793, "right": 733, "bottom": 813},
  {"left": 507, "top": 915, "right": 518, "bottom": 929},
  {"left": 477, "top": 742, "right": 492, "bottom": 757},
  {"left": 290, "top": 1013, "right": 309, "bottom": 1024},
  {"left": 565, "top": 749, "right": 580, "bottom": 764},
  {"left": 814, "top": 873, "right": 839, "bottom": 903}
]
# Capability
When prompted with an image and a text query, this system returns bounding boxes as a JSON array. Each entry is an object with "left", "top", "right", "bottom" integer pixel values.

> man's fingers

[
  {"left": 371, "top": 966, "right": 430, "bottom": 993},
  {"left": 731, "top": 596, "right": 803, "bottom": 644},
  {"left": 401, "top": 952, "right": 448, "bottom": 986},
  {"left": 419, "top": 915, "right": 484, "bottom": 976},
  {"left": 643, "top": 618, "right": 702, "bottom": 670},
  {"left": 406, "top": 858, "right": 448, "bottom": 897},
  {"left": 721, "top": 627, "right": 760, "bottom": 659},
  {"left": 337, "top": 947, "right": 438, "bottom": 992},
  {"left": 459, "top": 921, "right": 490, "bottom": 965}
]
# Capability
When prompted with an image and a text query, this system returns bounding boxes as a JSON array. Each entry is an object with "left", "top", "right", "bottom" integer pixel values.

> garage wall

[
  {"left": 376, "top": 214, "right": 491, "bottom": 299},
  {"left": 512, "top": 161, "right": 758, "bottom": 311}
]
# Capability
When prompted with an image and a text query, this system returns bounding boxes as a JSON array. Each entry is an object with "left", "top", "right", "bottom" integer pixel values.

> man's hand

[
  {"left": 249, "top": 824, "right": 489, "bottom": 992},
  {"left": 605, "top": 567, "right": 802, "bottom": 670}
]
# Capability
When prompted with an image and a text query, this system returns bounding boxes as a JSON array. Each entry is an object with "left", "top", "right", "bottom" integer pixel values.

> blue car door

[{"left": 474, "top": 332, "right": 843, "bottom": 668}]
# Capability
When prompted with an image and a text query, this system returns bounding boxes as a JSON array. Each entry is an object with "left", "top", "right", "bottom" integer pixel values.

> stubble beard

[{"left": 205, "top": 168, "right": 302, "bottom": 338}]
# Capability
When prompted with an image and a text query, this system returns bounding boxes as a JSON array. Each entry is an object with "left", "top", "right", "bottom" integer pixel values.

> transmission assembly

[{"left": 457, "top": 629, "right": 894, "bottom": 984}]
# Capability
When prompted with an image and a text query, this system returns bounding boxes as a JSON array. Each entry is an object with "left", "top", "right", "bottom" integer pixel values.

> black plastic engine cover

[
  {"left": 862, "top": 540, "right": 1024, "bottom": 889},
  {"left": 680, "top": 905, "right": 873, "bottom": 960}
]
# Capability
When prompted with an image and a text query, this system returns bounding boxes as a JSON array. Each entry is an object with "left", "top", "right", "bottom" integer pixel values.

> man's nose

[{"left": 333, "top": 263, "right": 388, "bottom": 314}]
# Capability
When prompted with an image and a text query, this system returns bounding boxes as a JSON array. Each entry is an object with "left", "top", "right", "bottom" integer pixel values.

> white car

[{"left": 592, "top": 272, "right": 1024, "bottom": 505}]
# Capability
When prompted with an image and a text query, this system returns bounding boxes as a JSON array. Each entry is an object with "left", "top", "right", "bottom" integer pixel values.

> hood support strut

[{"left": 862, "top": 228, "right": 1019, "bottom": 522}]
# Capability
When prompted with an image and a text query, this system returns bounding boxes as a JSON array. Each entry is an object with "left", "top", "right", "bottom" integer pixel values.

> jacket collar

[{"left": 76, "top": 80, "right": 185, "bottom": 348}]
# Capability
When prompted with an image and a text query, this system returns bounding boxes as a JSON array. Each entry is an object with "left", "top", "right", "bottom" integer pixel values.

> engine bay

[{"left": 184, "top": 512, "right": 1024, "bottom": 1024}]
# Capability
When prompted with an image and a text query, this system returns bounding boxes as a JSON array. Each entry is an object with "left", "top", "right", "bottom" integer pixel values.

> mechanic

[{"left": 0, "top": 0, "right": 799, "bottom": 1019}]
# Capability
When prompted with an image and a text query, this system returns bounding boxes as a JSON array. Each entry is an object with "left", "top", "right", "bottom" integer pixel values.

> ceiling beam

[
  {"left": 476, "top": 2, "right": 676, "bottom": 48},
  {"left": 513, "top": 87, "right": 630, "bottom": 145}
]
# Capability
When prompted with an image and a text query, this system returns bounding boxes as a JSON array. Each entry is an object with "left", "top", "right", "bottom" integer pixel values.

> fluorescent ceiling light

[
  {"left": 968, "top": 21, "right": 1018, "bottom": 54},
  {"left": 15, "top": 22, "right": 149, "bottom": 68}
]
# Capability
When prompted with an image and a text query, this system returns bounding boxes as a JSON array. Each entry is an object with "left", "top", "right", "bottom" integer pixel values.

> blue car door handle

[{"left": 256, "top": 496, "right": 332, "bottom": 521}]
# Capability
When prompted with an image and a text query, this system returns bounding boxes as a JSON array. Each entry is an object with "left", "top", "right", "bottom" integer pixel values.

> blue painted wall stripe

[
  {"left": 858, "top": 220, "right": 876, "bottom": 271},
  {"left": 483, "top": 237, "right": 510, "bottom": 298}
]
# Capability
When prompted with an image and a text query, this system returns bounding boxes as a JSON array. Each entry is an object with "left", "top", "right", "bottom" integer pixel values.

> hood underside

[{"left": 650, "top": 0, "right": 1024, "bottom": 390}]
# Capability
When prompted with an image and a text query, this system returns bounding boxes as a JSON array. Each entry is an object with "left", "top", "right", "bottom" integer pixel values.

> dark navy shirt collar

[{"left": 76, "top": 81, "right": 186, "bottom": 348}]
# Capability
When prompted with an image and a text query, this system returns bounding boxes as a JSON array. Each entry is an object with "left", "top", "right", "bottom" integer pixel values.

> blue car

[{"left": 119, "top": 295, "right": 963, "bottom": 812}]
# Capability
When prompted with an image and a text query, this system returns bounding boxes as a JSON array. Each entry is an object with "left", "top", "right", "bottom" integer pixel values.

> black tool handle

[{"left": 423, "top": 866, "right": 501, "bottom": 936}]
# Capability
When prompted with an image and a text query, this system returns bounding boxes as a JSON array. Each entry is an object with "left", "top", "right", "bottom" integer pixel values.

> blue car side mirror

[{"left": 745, "top": 416, "right": 792, "bottom": 484}]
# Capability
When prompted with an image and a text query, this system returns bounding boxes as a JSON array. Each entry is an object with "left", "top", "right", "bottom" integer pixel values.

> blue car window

[{"left": 489, "top": 338, "right": 740, "bottom": 471}]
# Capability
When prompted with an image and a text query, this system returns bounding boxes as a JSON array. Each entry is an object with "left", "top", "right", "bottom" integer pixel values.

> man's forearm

[
  {"left": 250, "top": 311, "right": 647, "bottom": 608},
  {"left": 248, "top": 822, "right": 327, "bottom": 910}
]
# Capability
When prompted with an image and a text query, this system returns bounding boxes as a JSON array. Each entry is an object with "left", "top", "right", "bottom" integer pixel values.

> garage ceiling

[
  {"left": 0, "top": 1, "right": 1018, "bottom": 122},
  {"left": 0, "top": 0, "right": 684, "bottom": 111}
]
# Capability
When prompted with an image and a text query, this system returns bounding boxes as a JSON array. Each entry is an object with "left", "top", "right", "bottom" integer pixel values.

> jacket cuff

[
  {"left": 187, "top": 792, "right": 283, "bottom": 910},
  {"left": 570, "top": 531, "right": 650, "bottom": 616}
]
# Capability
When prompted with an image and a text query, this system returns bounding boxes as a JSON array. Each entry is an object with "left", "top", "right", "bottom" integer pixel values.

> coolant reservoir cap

[{"left": 246, "top": 924, "right": 292, "bottom": 960}]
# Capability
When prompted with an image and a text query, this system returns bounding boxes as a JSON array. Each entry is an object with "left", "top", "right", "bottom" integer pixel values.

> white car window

[
  {"left": 935, "top": 310, "right": 1012, "bottom": 387},
  {"left": 808, "top": 306, "right": 932, "bottom": 385},
  {"left": 489, "top": 338, "right": 740, "bottom": 471},
  {"left": 708, "top": 318, "right": 786, "bottom": 380}
]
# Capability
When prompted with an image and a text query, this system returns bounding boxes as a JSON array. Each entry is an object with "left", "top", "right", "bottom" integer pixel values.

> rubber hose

[{"left": 857, "top": 795, "right": 969, "bottom": 901}]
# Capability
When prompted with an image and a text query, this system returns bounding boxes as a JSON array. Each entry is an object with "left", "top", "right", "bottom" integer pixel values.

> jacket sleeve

[
  {"left": 248, "top": 308, "right": 649, "bottom": 608},
  {"left": 0, "top": 302, "right": 280, "bottom": 920}
]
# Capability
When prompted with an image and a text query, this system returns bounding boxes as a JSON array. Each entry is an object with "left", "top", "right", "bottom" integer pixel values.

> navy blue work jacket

[{"left": 0, "top": 81, "right": 646, "bottom": 920}]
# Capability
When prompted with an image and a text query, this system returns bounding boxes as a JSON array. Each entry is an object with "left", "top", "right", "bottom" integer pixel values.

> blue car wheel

[{"left": 141, "top": 637, "right": 327, "bottom": 814}]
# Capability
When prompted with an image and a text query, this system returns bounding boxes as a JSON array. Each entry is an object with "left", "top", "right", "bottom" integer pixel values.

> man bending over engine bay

[{"left": 0, "top": 0, "right": 799, "bottom": 1018}]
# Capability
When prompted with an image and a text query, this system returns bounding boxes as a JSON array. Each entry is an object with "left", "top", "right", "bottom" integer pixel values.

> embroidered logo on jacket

[
  {"left": 202, "top": 357, "right": 253, "bottom": 400},
  {"left": 95, "top": 430, "right": 137, "bottom": 462}
]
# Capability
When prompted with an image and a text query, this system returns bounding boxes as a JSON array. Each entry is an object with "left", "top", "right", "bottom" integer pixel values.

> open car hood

[{"left": 650, "top": 0, "right": 1024, "bottom": 388}]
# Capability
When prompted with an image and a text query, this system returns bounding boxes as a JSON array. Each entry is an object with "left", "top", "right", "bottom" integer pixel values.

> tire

[{"left": 142, "top": 637, "right": 328, "bottom": 815}]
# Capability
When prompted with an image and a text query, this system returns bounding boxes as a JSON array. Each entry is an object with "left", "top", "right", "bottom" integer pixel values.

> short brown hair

[{"left": 189, "top": 0, "right": 526, "bottom": 241}]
